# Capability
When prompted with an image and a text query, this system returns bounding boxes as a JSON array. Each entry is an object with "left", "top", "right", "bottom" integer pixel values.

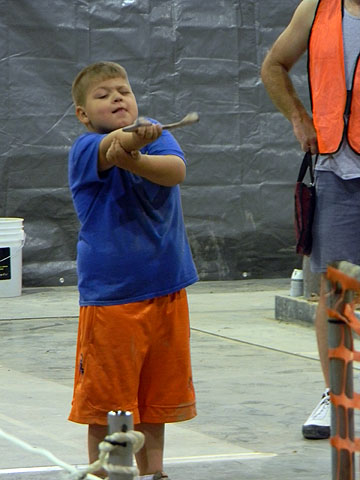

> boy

[{"left": 68, "top": 61, "right": 198, "bottom": 480}]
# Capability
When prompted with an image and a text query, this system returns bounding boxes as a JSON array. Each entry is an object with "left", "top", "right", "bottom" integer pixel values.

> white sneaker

[{"left": 302, "top": 388, "right": 331, "bottom": 439}]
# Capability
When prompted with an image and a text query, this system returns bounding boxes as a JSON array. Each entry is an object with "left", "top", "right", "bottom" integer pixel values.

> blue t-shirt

[{"left": 68, "top": 126, "right": 198, "bottom": 305}]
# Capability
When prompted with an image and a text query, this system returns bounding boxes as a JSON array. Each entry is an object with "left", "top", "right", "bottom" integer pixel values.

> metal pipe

[{"left": 107, "top": 410, "right": 135, "bottom": 480}]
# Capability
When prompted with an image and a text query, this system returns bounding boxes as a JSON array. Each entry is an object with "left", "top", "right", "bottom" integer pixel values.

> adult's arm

[{"left": 261, "top": 0, "right": 318, "bottom": 153}]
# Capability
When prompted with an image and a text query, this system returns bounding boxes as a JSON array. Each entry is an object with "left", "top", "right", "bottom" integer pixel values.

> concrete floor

[{"left": 0, "top": 279, "right": 333, "bottom": 479}]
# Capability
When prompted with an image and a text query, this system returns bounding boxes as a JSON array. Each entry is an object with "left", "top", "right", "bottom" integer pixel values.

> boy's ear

[{"left": 75, "top": 106, "right": 89, "bottom": 126}]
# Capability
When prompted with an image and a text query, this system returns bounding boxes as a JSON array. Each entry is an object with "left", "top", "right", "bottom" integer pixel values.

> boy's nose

[{"left": 112, "top": 91, "right": 123, "bottom": 102}]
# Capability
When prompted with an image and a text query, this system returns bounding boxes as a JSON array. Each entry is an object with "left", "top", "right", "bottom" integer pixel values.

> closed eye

[{"left": 93, "top": 93, "right": 108, "bottom": 99}]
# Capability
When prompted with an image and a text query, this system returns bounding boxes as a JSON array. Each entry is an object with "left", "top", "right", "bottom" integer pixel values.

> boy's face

[{"left": 76, "top": 76, "right": 138, "bottom": 133}]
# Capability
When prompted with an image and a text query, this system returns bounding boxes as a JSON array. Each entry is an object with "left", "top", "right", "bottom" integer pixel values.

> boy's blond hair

[{"left": 72, "top": 61, "right": 129, "bottom": 107}]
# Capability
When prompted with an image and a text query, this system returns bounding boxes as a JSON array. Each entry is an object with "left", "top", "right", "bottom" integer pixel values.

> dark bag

[{"left": 294, "top": 151, "right": 316, "bottom": 256}]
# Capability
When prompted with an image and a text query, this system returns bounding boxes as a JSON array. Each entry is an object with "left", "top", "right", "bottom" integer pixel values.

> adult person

[{"left": 261, "top": 0, "right": 360, "bottom": 439}]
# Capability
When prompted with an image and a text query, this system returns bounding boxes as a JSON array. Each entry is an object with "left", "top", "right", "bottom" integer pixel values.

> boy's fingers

[{"left": 135, "top": 124, "right": 162, "bottom": 139}]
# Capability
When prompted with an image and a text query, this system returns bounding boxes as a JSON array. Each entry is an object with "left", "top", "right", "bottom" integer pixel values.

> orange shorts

[{"left": 68, "top": 289, "right": 196, "bottom": 426}]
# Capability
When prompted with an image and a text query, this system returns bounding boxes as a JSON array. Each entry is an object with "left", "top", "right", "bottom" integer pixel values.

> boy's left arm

[{"left": 105, "top": 137, "right": 186, "bottom": 186}]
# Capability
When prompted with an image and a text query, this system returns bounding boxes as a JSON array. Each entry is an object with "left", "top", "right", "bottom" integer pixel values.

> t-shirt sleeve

[
  {"left": 69, "top": 133, "right": 106, "bottom": 191},
  {"left": 140, "top": 126, "right": 186, "bottom": 164}
]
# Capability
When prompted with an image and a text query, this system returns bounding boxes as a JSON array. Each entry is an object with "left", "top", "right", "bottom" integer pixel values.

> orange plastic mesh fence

[{"left": 327, "top": 265, "right": 360, "bottom": 480}]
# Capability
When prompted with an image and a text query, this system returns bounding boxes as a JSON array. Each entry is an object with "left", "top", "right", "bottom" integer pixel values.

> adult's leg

[
  {"left": 315, "top": 274, "right": 330, "bottom": 388},
  {"left": 135, "top": 422, "right": 165, "bottom": 476},
  {"left": 303, "top": 172, "right": 360, "bottom": 439},
  {"left": 302, "top": 276, "right": 331, "bottom": 439}
]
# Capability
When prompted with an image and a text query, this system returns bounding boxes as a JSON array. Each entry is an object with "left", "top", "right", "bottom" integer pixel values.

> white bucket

[{"left": 0, "top": 218, "right": 25, "bottom": 298}]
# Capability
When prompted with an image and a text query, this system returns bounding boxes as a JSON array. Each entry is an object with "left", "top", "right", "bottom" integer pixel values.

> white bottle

[{"left": 290, "top": 269, "right": 304, "bottom": 297}]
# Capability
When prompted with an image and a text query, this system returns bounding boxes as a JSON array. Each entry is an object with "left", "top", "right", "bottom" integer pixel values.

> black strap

[
  {"left": 297, "top": 151, "right": 318, "bottom": 184},
  {"left": 345, "top": 90, "right": 352, "bottom": 116}
]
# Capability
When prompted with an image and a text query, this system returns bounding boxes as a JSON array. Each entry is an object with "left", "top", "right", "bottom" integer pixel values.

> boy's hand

[
  {"left": 132, "top": 123, "right": 162, "bottom": 142},
  {"left": 105, "top": 138, "right": 134, "bottom": 169},
  {"left": 99, "top": 123, "right": 163, "bottom": 171}
]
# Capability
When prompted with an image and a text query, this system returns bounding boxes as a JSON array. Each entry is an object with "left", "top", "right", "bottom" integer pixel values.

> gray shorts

[{"left": 310, "top": 171, "right": 360, "bottom": 273}]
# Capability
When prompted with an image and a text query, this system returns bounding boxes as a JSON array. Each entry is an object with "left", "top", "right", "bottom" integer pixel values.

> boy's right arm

[
  {"left": 98, "top": 123, "right": 162, "bottom": 171},
  {"left": 97, "top": 123, "right": 186, "bottom": 186},
  {"left": 261, "top": 0, "right": 318, "bottom": 153}
]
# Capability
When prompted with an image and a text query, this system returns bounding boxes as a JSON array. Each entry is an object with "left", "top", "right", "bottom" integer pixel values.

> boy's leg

[
  {"left": 135, "top": 290, "right": 195, "bottom": 477},
  {"left": 88, "top": 424, "right": 108, "bottom": 478},
  {"left": 135, "top": 422, "right": 165, "bottom": 476}
]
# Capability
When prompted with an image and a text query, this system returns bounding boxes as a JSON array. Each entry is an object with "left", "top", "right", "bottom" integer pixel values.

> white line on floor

[
  {"left": 165, "top": 452, "right": 277, "bottom": 464},
  {"left": 0, "top": 452, "right": 277, "bottom": 474}
]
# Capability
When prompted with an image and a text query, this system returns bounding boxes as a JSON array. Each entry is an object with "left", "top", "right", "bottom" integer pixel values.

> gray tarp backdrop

[{"left": 0, "top": 0, "right": 307, "bottom": 286}]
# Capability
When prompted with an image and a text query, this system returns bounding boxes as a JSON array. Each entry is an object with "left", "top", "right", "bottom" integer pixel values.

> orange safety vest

[{"left": 308, "top": 0, "right": 360, "bottom": 155}]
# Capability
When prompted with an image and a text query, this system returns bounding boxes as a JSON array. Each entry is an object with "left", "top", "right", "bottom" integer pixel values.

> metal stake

[{"left": 107, "top": 410, "right": 135, "bottom": 480}]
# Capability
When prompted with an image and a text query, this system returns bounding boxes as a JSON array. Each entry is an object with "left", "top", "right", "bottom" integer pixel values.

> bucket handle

[{"left": 0, "top": 235, "right": 26, "bottom": 263}]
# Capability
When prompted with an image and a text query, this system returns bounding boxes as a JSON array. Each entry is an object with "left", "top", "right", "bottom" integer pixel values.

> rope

[
  {"left": 84, "top": 430, "right": 144, "bottom": 478},
  {"left": 0, "top": 426, "right": 144, "bottom": 480}
]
